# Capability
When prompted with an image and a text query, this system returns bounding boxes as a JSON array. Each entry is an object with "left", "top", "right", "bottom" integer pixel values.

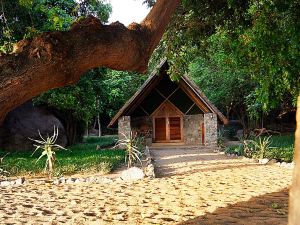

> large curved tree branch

[{"left": 0, "top": 0, "right": 180, "bottom": 123}]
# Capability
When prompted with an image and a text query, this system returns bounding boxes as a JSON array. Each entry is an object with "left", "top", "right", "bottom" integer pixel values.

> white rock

[
  {"left": 121, "top": 167, "right": 145, "bottom": 181},
  {"left": 86, "top": 177, "right": 95, "bottom": 183},
  {"left": 281, "top": 162, "right": 287, "bottom": 167},
  {"left": 286, "top": 163, "right": 294, "bottom": 169},
  {"left": 74, "top": 179, "right": 81, "bottom": 184},
  {"left": 259, "top": 158, "right": 269, "bottom": 164},
  {"left": 66, "top": 178, "right": 75, "bottom": 184},
  {"left": 15, "top": 177, "right": 25, "bottom": 185},
  {"left": 1, "top": 181, "right": 11, "bottom": 186},
  {"left": 59, "top": 177, "right": 66, "bottom": 184},
  {"left": 53, "top": 180, "right": 60, "bottom": 185}
]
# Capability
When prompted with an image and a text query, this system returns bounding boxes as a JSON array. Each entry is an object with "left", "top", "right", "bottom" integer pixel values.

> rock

[
  {"left": 281, "top": 162, "right": 287, "bottom": 167},
  {"left": 66, "top": 178, "right": 76, "bottom": 184},
  {"left": 144, "top": 164, "right": 155, "bottom": 178},
  {"left": 259, "top": 158, "right": 269, "bottom": 164},
  {"left": 115, "top": 213, "right": 125, "bottom": 221},
  {"left": 267, "top": 159, "right": 277, "bottom": 165},
  {"left": 121, "top": 167, "right": 145, "bottom": 181},
  {"left": 15, "top": 177, "right": 25, "bottom": 185},
  {"left": 101, "top": 177, "right": 113, "bottom": 184},
  {"left": 285, "top": 162, "right": 294, "bottom": 169},
  {"left": 53, "top": 180, "right": 60, "bottom": 185},
  {"left": 59, "top": 177, "right": 65, "bottom": 184},
  {"left": 0, "top": 101, "right": 67, "bottom": 151},
  {"left": 74, "top": 179, "right": 81, "bottom": 184},
  {"left": 85, "top": 177, "right": 95, "bottom": 183},
  {"left": 0, "top": 180, "right": 11, "bottom": 187}
]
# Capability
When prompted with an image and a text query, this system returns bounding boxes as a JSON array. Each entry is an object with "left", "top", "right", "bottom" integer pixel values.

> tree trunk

[
  {"left": 289, "top": 95, "right": 300, "bottom": 225},
  {"left": 0, "top": 0, "right": 181, "bottom": 124},
  {"left": 97, "top": 114, "right": 101, "bottom": 137},
  {"left": 65, "top": 113, "right": 78, "bottom": 146}
]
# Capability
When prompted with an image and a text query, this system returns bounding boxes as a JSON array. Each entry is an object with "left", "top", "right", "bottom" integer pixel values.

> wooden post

[{"left": 289, "top": 95, "right": 300, "bottom": 224}]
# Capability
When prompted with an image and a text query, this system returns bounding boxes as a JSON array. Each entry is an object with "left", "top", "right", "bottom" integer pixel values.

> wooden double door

[{"left": 152, "top": 102, "right": 183, "bottom": 142}]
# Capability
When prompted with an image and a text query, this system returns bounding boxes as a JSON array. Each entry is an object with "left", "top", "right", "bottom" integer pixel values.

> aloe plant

[
  {"left": 116, "top": 131, "right": 143, "bottom": 168},
  {"left": 29, "top": 126, "right": 66, "bottom": 177},
  {"left": 249, "top": 136, "right": 272, "bottom": 159},
  {"left": 0, "top": 153, "right": 9, "bottom": 177}
]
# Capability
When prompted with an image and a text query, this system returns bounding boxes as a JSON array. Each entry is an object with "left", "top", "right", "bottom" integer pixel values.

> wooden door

[
  {"left": 169, "top": 117, "right": 181, "bottom": 140},
  {"left": 155, "top": 117, "right": 167, "bottom": 141},
  {"left": 152, "top": 101, "right": 183, "bottom": 142}
]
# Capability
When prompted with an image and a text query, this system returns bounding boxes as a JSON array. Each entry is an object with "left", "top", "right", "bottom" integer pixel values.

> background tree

[{"left": 151, "top": 0, "right": 299, "bottom": 125}]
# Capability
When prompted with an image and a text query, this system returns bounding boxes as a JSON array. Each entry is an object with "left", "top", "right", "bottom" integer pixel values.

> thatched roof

[{"left": 108, "top": 59, "right": 228, "bottom": 127}]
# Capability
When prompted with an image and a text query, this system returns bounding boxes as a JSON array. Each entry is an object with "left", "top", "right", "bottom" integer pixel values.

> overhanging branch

[{"left": 0, "top": 0, "right": 181, "bottom": 123}]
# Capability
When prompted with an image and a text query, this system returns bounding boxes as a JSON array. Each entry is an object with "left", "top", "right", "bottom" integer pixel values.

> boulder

[
  {"left": 121, "top": 167, "right": 145, "bottom": 181},
  {"left": 0, "top": 101, "right": 67, "bottom": 151},
  {"left": 258, "top": 158, "right": 269, "bottom": 164}
]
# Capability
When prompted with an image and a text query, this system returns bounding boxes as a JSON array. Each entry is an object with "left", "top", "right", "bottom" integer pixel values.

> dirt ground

[{"left": 0, "top": 147, "right": 292, "bottom": 224}]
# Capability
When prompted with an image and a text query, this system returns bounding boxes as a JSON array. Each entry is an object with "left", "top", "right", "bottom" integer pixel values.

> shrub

[
  {"left": 225, "top": 145, "right": 244, "bottom": 156},
  {"left": 217, "top": 130, "right": 226, "bottom": 148}
]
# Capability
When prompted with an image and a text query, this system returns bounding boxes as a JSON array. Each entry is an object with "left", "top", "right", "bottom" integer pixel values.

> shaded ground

[{"left": 0, "top": 147, "right": 292, "bottom": 224}]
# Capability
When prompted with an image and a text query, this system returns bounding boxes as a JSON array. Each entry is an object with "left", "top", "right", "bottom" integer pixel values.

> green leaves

[{"left": 156, "top": 0, "right": 299, "bottom": 120}]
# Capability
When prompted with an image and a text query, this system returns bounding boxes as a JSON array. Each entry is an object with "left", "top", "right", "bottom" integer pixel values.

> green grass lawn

[{"left": 0, "top": 135, "right": 125, "bottom": 177}]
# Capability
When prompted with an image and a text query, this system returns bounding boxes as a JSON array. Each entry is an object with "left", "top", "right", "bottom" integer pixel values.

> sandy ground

[{"left": 0, "top": 147, "right": 292, "bottom": 225}]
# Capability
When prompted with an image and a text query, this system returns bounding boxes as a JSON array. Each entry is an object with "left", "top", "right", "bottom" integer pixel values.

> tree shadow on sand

[{"left": 177, "top": 188, "right": 289, "bottom": 225}]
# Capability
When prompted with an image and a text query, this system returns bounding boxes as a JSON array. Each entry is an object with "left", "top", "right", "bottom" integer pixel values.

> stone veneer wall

[
  {"left": 118, "top": 116, "right": 131, "bottom": 145},
  {"left": 131, "top": 116, "right": 153, "bottom": 146},
  {"left": 183, "top": 114, "right": 203, "bottom": 145},
  {"left": 204, "top": 113, "right": 217, "bottom": 145}
]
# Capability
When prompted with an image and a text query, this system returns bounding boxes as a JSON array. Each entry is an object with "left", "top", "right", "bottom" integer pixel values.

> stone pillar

[
  {"left": 183, "top": 114, "right": 203, "bottom": 145},
  {"left": 118, "top": 116, "right": 131, "bottom": 146},
  {"left": 204, "top": 113, "right": 217, "bottom": 146}
]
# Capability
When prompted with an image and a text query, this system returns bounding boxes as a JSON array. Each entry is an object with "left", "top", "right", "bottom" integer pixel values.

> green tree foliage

[
  {"left": 153, "top": 0, "right": 300, "bottom": 119},
  {"left": 0, "top": 0, "right": 112, "bottom": 52},
  {"left": 99, "top": 70, "right": 147, "bottom": 118}
]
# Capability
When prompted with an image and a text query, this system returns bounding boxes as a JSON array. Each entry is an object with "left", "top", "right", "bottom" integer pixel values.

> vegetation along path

[{"left": 0, "top": 148, "right": 292, "bottom": 224}]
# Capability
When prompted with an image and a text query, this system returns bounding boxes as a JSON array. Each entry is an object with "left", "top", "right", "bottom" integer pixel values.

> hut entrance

[{"left": 152, "top": 101, "right": 183, "bottom": 143}]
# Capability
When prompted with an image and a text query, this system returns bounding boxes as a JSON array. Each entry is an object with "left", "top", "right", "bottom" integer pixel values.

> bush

[
  {"left": 225, "top": 145, "right": 244, "bottom": 156},
  {"left": 225, "top": 134, "right": 294, "bottom": 162}
]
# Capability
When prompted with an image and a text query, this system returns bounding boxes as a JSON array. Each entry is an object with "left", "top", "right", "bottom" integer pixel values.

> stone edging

[
  {"left": 0, "top": 146, "right": 157, "bottom": 188},
  {"left": 225, "top": 153, "right": 294, "bottom": 170},
  {"left": 143, "top": 146, "right": 155, "bottom": 178}
]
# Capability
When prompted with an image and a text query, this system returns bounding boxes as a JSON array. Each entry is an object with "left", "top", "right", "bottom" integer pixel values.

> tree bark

[
  {"left": 0, "top": 0, "right": 181, "bottom": 124},
  {"left": 289, "top": 95, "right": 300, "bottom": 225}
]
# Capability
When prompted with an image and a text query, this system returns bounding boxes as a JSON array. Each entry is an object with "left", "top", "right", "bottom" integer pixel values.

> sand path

[{"left": 0, "top": 147, "right": 292, "bottom": 224}]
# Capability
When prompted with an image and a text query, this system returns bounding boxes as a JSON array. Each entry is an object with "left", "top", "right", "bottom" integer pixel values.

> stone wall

[
  {"left": 183, "top": 114, "right": 203, "bottom": 145},
  {"left": 204, "top": 113, "right": 217, "bottom": 145},
  {"left": 118, "top": 116, "right": 131, "bottom": 145},
  {"left": 131, "top": 116, "right": 153, "bottom": 146}
]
